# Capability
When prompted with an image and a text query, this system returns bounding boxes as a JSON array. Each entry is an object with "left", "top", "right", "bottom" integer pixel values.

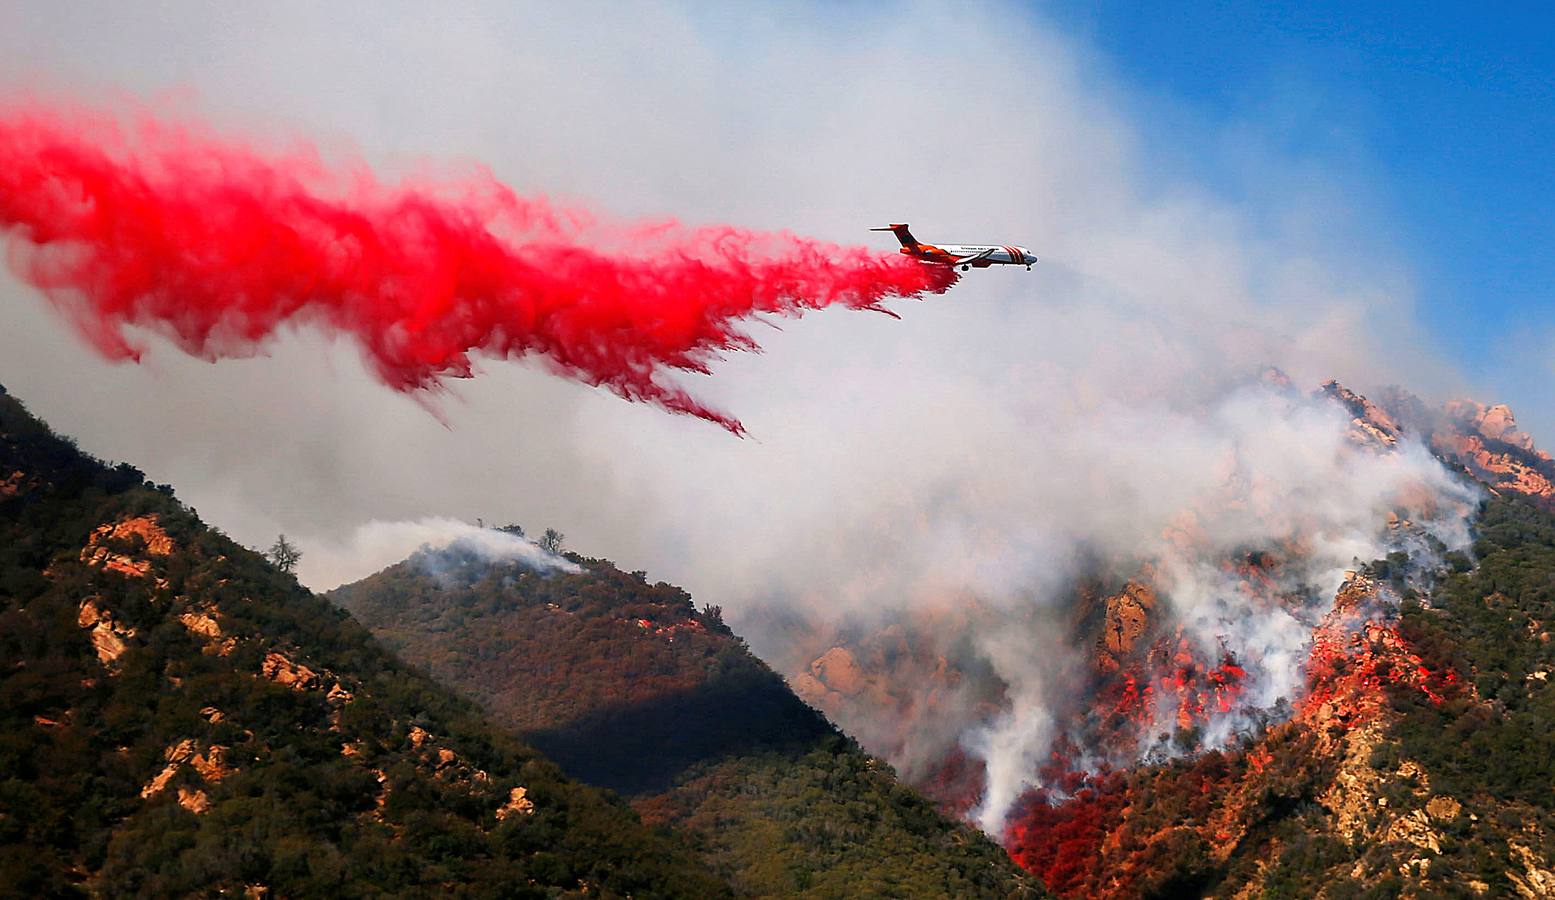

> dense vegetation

[
  {"left": 332, "top": 550, "right": 1040, "bottom": 898},
  {"left": 0, "top": 387, "right": 730, "bottom": 897},
  {"left": 1004, "top": 725, "right": 1338, "bottom": 898},
  {"left": 1237, "top": 496, "right": 1555, "bottom": 897},
  {"left": 1382, "top": 497, "right": 1555, "bottom": 882},
  {"left": 1392, "top": 497, "right": 1555, "bottom": 806}
]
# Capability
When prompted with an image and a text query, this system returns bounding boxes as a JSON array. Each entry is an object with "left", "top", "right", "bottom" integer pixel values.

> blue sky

[{"left": 1042, "top": 1, "right": 1553, "bottom": 428}]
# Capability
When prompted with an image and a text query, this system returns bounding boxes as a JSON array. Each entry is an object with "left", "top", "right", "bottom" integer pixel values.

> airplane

[{"left": 870, "top": 224, "right": 1036, "bottom": 271}]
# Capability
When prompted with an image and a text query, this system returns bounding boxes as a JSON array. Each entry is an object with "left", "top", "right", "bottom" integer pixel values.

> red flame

[
  {"left": 1004, "top": 778, "right": 1128, "bottom": 898},
  {"left": 1299, "top": 617, "right": 1459, "bottom": 724},
  {"left": 997, "top": 575, "right": 1470, "bottom": 896},
  {"left": 0, "top": 103, "right": 956, "bottom": 433},
  {"left": 1147, "top": 636, "right": 1248, "bottom": 733},
  {"left": 1095, "top": 634, "right": 1250, "bottom": 759}
]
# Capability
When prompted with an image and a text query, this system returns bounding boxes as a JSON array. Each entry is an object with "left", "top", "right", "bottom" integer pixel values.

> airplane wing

[{"left": 954, "top": 248, "right": 997, "bottom": 265}]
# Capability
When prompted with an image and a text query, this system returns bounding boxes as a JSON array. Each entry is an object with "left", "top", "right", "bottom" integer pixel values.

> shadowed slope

[{"left": 332, "top": 552, "right": 1040, "bottom": 898}]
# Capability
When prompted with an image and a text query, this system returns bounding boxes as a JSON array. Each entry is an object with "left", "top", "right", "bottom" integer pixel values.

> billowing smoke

[
  {"left": 304, "top": 516, "right": 579, "bottom": 587},
  {"left": 0, "top": 102, "right": 954, "bottom": 434},
  {"left": 959, "top": 408, "right": 1481, "bottom": 831},
  {"left": 743, "top": 376, "right": 1484, "bottom": 833}
]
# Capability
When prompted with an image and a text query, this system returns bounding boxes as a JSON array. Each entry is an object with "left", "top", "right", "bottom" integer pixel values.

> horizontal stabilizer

[{"left": 869, "top": 223, "right": 919, "bottom": 248}]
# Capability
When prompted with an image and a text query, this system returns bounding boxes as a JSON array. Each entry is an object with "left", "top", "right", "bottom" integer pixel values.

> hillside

[
  {"left": 0, "top": 385, "right": 730, "bottom": 898},
  {"left": 1000, "top": 494, "right": 1555, "bottom": 897},
  {"left": 330, "top": 549, "right": 1040, "bottom": 898},
  {"left": 764, "top": 381, "right": 1555, "bottom": 897}
]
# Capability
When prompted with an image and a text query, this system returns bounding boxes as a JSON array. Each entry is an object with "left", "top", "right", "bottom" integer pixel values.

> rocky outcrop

[
  {"left": 1440, "top": 429, "right": 1555, "bottom": 502},
  {"left": 1374, "top": 392, "right": 1555, "bottom": 506},
  {"left": 1320, "top": 380, "right": 1402, "bottom": 448},
  {"left": 793, "top": 645, "right": 904, "bottom": 715},
  {"left": 1096, "top": 581, "right": 1155, "bottom": 672},
  {"left": 178, "top": 603, "right": 238, "bottom": 656},
  {"left": 176, "top": 787, "right": 211, "bottom": 815},
  {"left": 1299, "top": 573, "right": 1462, "bottom": 749},
  {"left": 261, "top": 651, "right": 319, "bottom": 691},
  {"left": 1319, "top": 721, "right": 1389, "bottom": 845},
  {"left": 788, "top": 622, "right": 986, "bottom": 799},
  {"left": 1509, "top": 840, "right": 1555, "bottom": 899},
  {"left": 2, "top": 386, "right": 743, "bottom": 896},
  {"left": 1318, "top": 722, "right": 1463, "bottom": 881},
  {"left": 258, "top": 649, "right": 353, "bottom": 732},
  {"left": 1445, "top": 401, "right": 1549, "bottom": 457},
  {"left": 178, "top": 608, "right": 221, "bottom": 639},
  {"left": 401, "top": 725, "right": 492, "bottom": 791},
  {"left": 1259, "top": 367, "right": 1297, "bottom": 393},
  {"left": 81, "top": 515, "right": 175, "bottom": 579},
  {"left": 78, "top": 597, "right": 135, "bottom": 669},
  {"left": 496, "top": 786, "right": 536, "bottom": 819},
  {"left": 0, "top": 468, "right": 38, "bottom": 498},
  {"left": 141, "top": 739, "right": 233, "bottom": 814}
]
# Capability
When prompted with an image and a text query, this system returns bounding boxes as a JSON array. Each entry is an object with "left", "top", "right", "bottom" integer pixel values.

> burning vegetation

[
  {"left": 997, "top": 495, "right": 1555, "bottom": 898},
  {"left": 770, "top": 381, "right": 1555, "bottom": 896}
]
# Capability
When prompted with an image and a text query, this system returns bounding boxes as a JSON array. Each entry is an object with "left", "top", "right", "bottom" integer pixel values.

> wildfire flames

[
  {"left": 1000, "top": 572, "right": 1469, "bottom": 898},
  {"left": 1103, "top": 643, "right": 1248, "bottom": 733}
]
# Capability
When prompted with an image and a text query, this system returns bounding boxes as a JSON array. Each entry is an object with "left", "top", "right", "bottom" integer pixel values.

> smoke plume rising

[
  {"left": 305, "top": 517, "right": 579, "bottom": 586},
  {"left": 749, "top": 377, "right": 1484, "bottom": 833},
  {"left": 962, "top": 398, "right": 1481, "bottom": 831},
  {"left": 0, "top": 102, "right": 954, "bottom": 434}
]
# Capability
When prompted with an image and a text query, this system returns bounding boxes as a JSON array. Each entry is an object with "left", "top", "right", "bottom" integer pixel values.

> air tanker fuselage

[{"left": 870, "top": 224, "right": 1036, "bottom": 271}]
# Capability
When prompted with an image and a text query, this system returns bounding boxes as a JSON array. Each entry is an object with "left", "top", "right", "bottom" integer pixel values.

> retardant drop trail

[{"left": 0, "top": 103, "right": 957, "bottom": 433}]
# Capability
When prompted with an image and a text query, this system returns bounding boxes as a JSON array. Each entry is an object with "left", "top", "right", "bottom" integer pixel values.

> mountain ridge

[{"left": 331, "top": 544, "right": 1041, "bottom": 898}]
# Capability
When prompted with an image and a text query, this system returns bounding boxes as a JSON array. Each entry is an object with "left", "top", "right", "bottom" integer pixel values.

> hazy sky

[
  {"left": 0, "top": 1, "right": 1546, "bottom": 608},
  {"left": 1043, "top": 0, "right": 1555, "bottom": 440}
]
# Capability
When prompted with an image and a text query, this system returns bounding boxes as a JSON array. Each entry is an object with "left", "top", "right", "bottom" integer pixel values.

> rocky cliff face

[
  {"left": 1314, "top": 381, "right": 1555, "bottom": 508},
  {"left": 1377, "top": 390, "right": 1555, "bottom": 506},
  {"left": 1434, "top": 401, "right": 1555, "bottom": 504},
  {"left": 1321, "top": 380, "right": 1404, "bottom": 448}
]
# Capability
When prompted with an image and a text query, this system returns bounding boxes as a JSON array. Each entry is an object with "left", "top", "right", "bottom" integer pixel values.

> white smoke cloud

[
  {"left": 729, "top": 376, "right": 1486, "bottom": 832},
  {"left": 305, "top": 517, "right": 578, "bottom": 589},
  {"left": 949, "top": 421, "right": 1481, "bottom": 829}
]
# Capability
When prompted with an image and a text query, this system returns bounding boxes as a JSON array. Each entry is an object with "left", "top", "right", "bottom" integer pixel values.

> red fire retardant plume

[{"left": 0, "top": 105, "right": 956, "bottom": 434}]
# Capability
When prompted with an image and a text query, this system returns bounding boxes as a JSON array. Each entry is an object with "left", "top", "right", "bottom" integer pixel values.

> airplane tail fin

[{"left": 869, "top": 223, "right": 920, "bottom": 249}]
